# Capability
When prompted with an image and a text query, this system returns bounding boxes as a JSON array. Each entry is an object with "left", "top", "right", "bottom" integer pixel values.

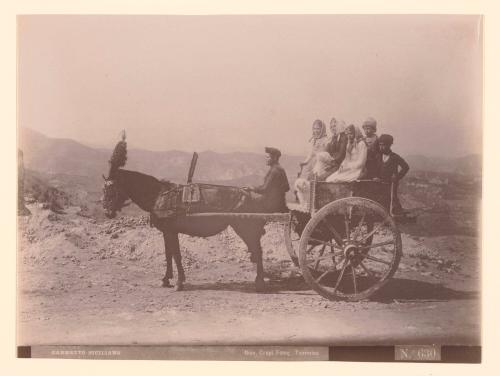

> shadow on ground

[
  {"left": 182, "top": 275, "right": 312, "bottom": 294},
  {"left": 370, "top": 278, "right": 479, "bottom": 303},
  {"left": 182, "top": 276, "right": 479, "bottom": 303},
  {"left": 398, "top": 212, "right": 478, "bottom": 237}
]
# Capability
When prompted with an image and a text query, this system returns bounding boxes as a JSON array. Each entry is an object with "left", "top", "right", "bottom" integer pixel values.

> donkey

[{"left": 102, "top": 136, "right": 268, "bottom": 292}]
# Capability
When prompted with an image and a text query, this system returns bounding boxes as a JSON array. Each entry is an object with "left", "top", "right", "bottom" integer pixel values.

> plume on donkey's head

[
  {"left": 108, "top": 130, "right": 127, "bottom": 178},
  {"left": 102, "top": 130, "right": 130, "bottom": 218}
]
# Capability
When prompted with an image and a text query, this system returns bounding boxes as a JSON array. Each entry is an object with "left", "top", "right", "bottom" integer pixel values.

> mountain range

[{"left": 19, "top": 127, "right": 481, "bottom": 191}]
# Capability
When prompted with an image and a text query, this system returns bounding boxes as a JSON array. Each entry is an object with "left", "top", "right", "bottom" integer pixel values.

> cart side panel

[
  {"left": 314, "top": 182, "right": 352, "bottom": 210},
  {"left": 314, "top": 181, "right": 391, "bottom": 212},
  {"left": 351, "top": 181, "right": 391, "bottom": 210}
]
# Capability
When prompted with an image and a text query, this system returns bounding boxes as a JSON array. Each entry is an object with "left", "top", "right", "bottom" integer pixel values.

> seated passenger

[
  {"left": 298, "top": 119, "right": 329, "bottom": 180},
  {"left": 309, "top": 117, "right": 349, "bottom": 181},
  {"left": 376, "top": 134, "right": 410, "bottom": 214},
  {"left": 326, "top": 125, "right": 367, "bottom": 183},
  {"left": 326, "top": 118, "right": 348, "bottom": 173},
  {"left": 294, "top": 119, "right": 329, "bottom": 206},
  {"left": 312, "top": 151, "right": 336, "bottom": 181},
  {"left": 362, "top": 117, "right": 381, "bottom": 179},
  {"left": 244, "top": 147, "right": 290, "bottom": 213}
]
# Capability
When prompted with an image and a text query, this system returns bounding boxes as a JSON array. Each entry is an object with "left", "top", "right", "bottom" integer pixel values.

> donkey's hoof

[
  {"left": 162, "top": 280, "right": 173, "bottom": 288},
  {"left": 175, "top": 282, "right": 184, "bottom": 291},
  {"left": 255, "top": 280, "right": 266, "bottom": 293}
]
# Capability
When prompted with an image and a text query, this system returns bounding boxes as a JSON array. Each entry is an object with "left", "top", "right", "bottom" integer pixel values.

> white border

[{"left": 2, "top": 1, "right": 498, "bottom": 375}]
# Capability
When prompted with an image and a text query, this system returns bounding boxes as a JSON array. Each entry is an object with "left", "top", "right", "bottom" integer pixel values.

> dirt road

[{"left": 17, "top": 206, "right": 480, "bottom": 346}]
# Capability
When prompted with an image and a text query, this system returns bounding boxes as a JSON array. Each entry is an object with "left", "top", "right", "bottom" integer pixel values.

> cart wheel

[{"left": 298, "top": 197, "right": 402, "bottom": 301}]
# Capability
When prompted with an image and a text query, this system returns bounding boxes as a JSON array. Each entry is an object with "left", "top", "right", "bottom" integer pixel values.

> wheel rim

[{"left": 298, "top": 197, "right": 402, "bottom": 301}]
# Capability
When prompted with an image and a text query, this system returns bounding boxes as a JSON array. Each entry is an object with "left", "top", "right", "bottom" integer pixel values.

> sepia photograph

[{"left": 16, "top": 14, "right": 482, "bottom": 360}]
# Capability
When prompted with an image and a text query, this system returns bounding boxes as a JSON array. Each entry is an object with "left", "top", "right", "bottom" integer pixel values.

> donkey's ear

[
  {"left": 120, "top": 129, "right": 126, "bottom": 142},
  {"left": 102, "top": 174, "right": 107, "bottom": 181}
]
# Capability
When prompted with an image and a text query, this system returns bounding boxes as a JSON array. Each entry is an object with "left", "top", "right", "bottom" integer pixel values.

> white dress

[
  {"left": 326, "top": 140, "right": 367, "bottom": 182},
  {"left": 298, "top": 137, "right": 329, "bottom": 180},
  {"left": 294, "top": 137, "right": 330, "bottom": 207}
]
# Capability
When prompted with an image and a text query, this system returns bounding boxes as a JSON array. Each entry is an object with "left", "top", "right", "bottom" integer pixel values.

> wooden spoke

[
  {"left": 331, "top": 249, "right": 345, "bottom": 257},
  {"left": 315, "top": 267, "right": 336, "bottom": 284},
  {"left": 306, "top": 244, "right": 316, "bottom": 253},
  {"left": 358, "top": 212, "right": 366, "bottom": 230},
  {"left": 365, "top": 254, "right": 392, "bottom": 266},
  {"left": 331, "top": 255, "right": 338, "bottom": 269},
  {"left": 351, "top": 265, "right": 358, "bottom": 295},
  {"left": 313, "top": 243, "right": 327, "bottom": 271},
  {"left": 309, "top": 237, "right": 333, "bottom": 247},
  {"left": 332, "top": 260, "right": 349, "bottom": 295},
  {"left": 359, "top": 240, "right": 395, "bottom": 249},
  {"left": 309, "top": 237, "right": 343, "bottom": 252},
  {"left": 359, "top": 261, "right": 377, "bottom": 278},
  {"left": 306, "top": 253, "right": 340, "bottom": 266},
  {"left": 322, "top": 220, "right": 344, "bottom": 246},
  {"left": 304, "top": 244, "right": 318, "bottom": 261},
  {"left": 344, "top": 212, "right": 351, "bottom": 242},
  {"left": 360, "top": 217, "right": 390, "bottom": 243},
  {"left": 351, "top": 212, "right": 366, "bottom": 241}
]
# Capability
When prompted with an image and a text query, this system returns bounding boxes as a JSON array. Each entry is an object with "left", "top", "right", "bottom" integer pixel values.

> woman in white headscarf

[
  {"left": 326, "top": 124, "right": 367, "bottom": 183},
  {"left": 298, "top": 119, "right": 329, "bottom": 178},
  {"left": 312, "top": 118, "right": 348, "bottom": 180},
  {"left": 294, "top": 119, "right": 329, "bottom": 207}
]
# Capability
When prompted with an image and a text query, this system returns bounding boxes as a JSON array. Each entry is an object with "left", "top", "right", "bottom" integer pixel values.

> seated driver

[{"left": 244, "top": 147, "right": 290, "bottom": 213}]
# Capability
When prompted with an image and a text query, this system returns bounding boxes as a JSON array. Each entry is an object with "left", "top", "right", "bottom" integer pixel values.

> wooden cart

[
  {"left": 177, "top": 154, "right": 402, "bottom": 301},
  {"left": 181, "top": 179, "right": 401, "bottom": 301},
  {"left": 283, "top": 179, "right": 402, "bottom": 301}
]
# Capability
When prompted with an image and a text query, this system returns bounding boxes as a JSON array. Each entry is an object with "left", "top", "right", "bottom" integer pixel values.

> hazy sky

[{"left": 18, "top": 15, "right": 482, "bottom": 157}]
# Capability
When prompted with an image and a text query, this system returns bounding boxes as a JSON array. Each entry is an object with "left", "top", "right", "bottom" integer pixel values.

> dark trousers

[
  {"left": 246, "top": 192, "right": 288, "bottom": 213},
  {"left": 391, "top": 181, "right": 403, "bottom": 213}
]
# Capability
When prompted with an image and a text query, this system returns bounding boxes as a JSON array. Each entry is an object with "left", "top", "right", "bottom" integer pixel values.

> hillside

[
  {"left": 405, "top": 154, "right": 481, "bottom": 176},
  {"left": 19, "top": 127, "right": 302, "bottom": 185},
  {"left": 19, "top": 127, "right": 481, "bottom": 187},
  {"left": 19, "top": 128, "right": 110, "bottom": 178}
]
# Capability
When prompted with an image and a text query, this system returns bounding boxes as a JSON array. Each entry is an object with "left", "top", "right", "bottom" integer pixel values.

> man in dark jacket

[
  {"left": 245, "top": 147, "right": 290, "bottom": 212},
  {"left": 376, "top": 134, "right": 409, "bottom": 214}
]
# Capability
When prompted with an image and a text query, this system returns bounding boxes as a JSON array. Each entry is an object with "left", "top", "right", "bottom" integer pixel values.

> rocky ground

[{"left": 17, "top": 204, "right": 480, "bottom": 346}]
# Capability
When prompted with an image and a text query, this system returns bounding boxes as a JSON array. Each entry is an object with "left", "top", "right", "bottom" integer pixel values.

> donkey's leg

[
  {"left": 252, "top": 242, "right": 266, "bottom": 293},
  {"left": 161, "top": 232, "right": 174, "bottom": 287},
  {"left": 231, "top": 222, "right": 266, "bottom": 292},
  {"left": 167, "top": 232, "right": 186, "bottom": 291}
]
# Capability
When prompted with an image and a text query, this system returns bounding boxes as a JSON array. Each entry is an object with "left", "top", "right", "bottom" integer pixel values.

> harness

[{"left": 152, "top": 183, "right": 247, "bottom": 219}]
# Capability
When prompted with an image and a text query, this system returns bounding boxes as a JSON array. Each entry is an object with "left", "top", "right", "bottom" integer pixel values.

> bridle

[{"left": 102, "top": 174, "right": 131, "bottom": 217}]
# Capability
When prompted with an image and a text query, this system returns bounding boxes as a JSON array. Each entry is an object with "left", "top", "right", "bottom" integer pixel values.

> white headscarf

[
  {"left": 337, "top": 120, "right": 347, "bottom": 134},
  {"left": 346, "top": 125, "right": 365, "bottom": 154},
  {"left": 309, "top": 119, "right": 327, "bottom": 144}
]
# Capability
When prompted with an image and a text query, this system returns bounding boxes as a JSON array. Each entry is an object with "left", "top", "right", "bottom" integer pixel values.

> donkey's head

[
  {"left": 102, "top": 130, "right": 129, "bottom": 219},
  {"left": 102, "top": 174, "right": 130, "bottom": 219}
]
